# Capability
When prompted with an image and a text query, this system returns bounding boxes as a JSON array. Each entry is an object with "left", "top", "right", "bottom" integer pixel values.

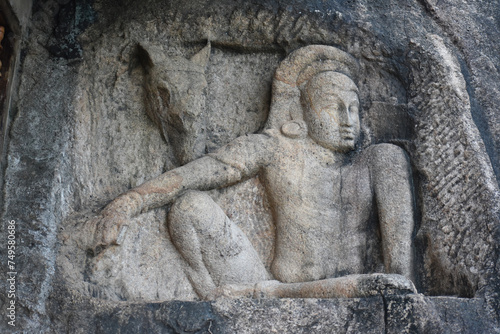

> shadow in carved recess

[{"left": 81, "top": 45, "right": 418, "bottom": 301}]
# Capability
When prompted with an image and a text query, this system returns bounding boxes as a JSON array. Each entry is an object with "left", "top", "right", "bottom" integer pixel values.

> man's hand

[
  {"left": 86, "top": 191, "right": 143, "bottom": 254},
  {"left": 88, "top": 211, "right": 129, "bottom": 254}
]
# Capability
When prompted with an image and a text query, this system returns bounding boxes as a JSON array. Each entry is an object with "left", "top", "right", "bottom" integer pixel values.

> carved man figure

[{"left": 91, "top": 45, "right": 416, "bottom": 300}]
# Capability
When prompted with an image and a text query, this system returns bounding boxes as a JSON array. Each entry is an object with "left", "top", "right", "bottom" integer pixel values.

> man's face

[{"left": 302, "top": 72, "right": 360, "bottom": 152}]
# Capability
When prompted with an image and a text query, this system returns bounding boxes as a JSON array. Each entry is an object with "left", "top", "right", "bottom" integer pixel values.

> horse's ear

[
  {"left": 190, "top": 41, "right": 211, "bottom": 69},
  {"left": 137, "top": 43, "right": 159, "bottom": 71}
]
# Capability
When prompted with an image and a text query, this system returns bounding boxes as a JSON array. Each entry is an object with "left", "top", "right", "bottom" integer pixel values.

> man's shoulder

[
  {"left": 259, "top": 123, "right": 308, "bottom": 148},
  {"left": 207, "top": 130, "right": 282, "bottom": 174},
  {"left": 215, "top": 130, "right": 281, "bottom": 151}
]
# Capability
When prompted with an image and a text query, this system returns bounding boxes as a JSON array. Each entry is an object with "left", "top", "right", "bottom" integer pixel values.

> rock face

[{"left": 0, "top": 0, "right": 499, "bottom": 332}]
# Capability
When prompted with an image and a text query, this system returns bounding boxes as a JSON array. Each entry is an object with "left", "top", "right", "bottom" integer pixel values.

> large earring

[{"left": 281, "top": 120, "right": 308, "bottom": 139}]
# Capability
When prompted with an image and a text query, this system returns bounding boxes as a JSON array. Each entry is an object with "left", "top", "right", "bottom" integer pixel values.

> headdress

[{"left": 265, "top": 45, "right": 359, "bottom": 130}]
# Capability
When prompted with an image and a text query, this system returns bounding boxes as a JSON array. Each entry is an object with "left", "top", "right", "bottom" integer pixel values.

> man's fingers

[
  {"left": 116, "top": 225, "right": 128, "bottom": 245},
  {"left": 94, "top": 214, "right": 127, "bottom": 249},
  {"left": 102, "top": 223, "right": 119, "bottom": 245},
  {"left": 87, "top": 212, "right": 129, "bottom": 254}
]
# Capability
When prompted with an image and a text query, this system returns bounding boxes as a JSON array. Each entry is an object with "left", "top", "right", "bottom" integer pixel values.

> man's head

[
  {"left": 301, "top": 71, "right": 360, "bottom": 152},
  {"left": 266, "top": 45, "right": 360, "bottom": 146}
]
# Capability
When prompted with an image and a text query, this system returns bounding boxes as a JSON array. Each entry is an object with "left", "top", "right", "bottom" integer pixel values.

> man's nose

[{"left": 338, "top": 105, "right": 354, "bottom": 126}]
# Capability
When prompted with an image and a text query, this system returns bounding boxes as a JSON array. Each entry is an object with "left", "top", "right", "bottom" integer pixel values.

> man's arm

[
  {"left": 90, "top": 132, "right": 278, "bottom": 251},
  {"left": 103, "top": 156, "right": 242, "bottom": 218},
  {"left": 369, "top": 144, "right": 415, "bottom": 281}
]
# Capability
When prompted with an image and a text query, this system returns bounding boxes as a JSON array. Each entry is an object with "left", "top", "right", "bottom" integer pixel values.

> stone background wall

[{"left": 0, "top": 0, "right": 499, "bottom": 332}]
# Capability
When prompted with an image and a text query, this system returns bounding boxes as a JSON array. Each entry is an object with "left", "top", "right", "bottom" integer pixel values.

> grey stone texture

[{"left": 0, "top": 0, "right": 500, "bottom": 332}]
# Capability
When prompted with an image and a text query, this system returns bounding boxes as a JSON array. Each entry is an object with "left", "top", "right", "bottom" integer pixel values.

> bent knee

[
  {"left": 168, "top": 191, "right": 219, "bottom": 231},
  {"left": 172, "top": 190, "right": 215, "bottom": 212}
]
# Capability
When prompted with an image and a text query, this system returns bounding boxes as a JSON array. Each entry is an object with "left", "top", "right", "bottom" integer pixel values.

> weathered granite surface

[
  {"left": 1, "top": 0, "right": 499, "bottom": 332},
  {"left": 45, "top": 293, "right": 497, "bottom": 333}
]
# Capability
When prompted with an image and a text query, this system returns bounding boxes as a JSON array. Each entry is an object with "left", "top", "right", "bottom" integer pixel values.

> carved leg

[
  {"left": 168, "top": 190, "right": 270, "bottom": 300},
  {"left": 254, "top": 273, "right": 416, "bottom": 298},
  {"left": 213, "top": 273, "right": 416, "bottom": 299}
]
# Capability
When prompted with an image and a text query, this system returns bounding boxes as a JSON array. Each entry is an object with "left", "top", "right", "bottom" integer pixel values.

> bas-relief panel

[
  {"left": 62, "top": 43, "right": 422, "bottom": 302},
  {"left": 57, "top": 10, "right": 499, "bottom": 304}
]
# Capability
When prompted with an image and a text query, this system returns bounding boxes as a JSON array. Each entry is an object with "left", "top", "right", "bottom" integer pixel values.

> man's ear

[{"left": 190, "top": 41, "right": 211, "bottom": 69}]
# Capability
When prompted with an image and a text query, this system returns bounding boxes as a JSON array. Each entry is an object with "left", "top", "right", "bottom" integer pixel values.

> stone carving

[
  {"left": 88, "top": 45, "right": 416, "bottom": 300},
  {"left": 138, "top": 42, "right": 211, "bottom": 165}
]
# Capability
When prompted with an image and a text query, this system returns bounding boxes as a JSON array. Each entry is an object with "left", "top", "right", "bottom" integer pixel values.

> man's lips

[{"left": 340, "top": 129, "right": 356, "bottom": 139}]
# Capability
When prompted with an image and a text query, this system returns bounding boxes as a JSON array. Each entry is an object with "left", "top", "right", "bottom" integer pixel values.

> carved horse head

[{"left": 138, "top": 42, "right": 211, "bottom": 165}]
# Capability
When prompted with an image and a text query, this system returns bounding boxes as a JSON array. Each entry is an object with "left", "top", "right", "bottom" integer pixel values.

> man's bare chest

[{"left": 262, "top": 147, "right": 373, "bottom": 224}]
